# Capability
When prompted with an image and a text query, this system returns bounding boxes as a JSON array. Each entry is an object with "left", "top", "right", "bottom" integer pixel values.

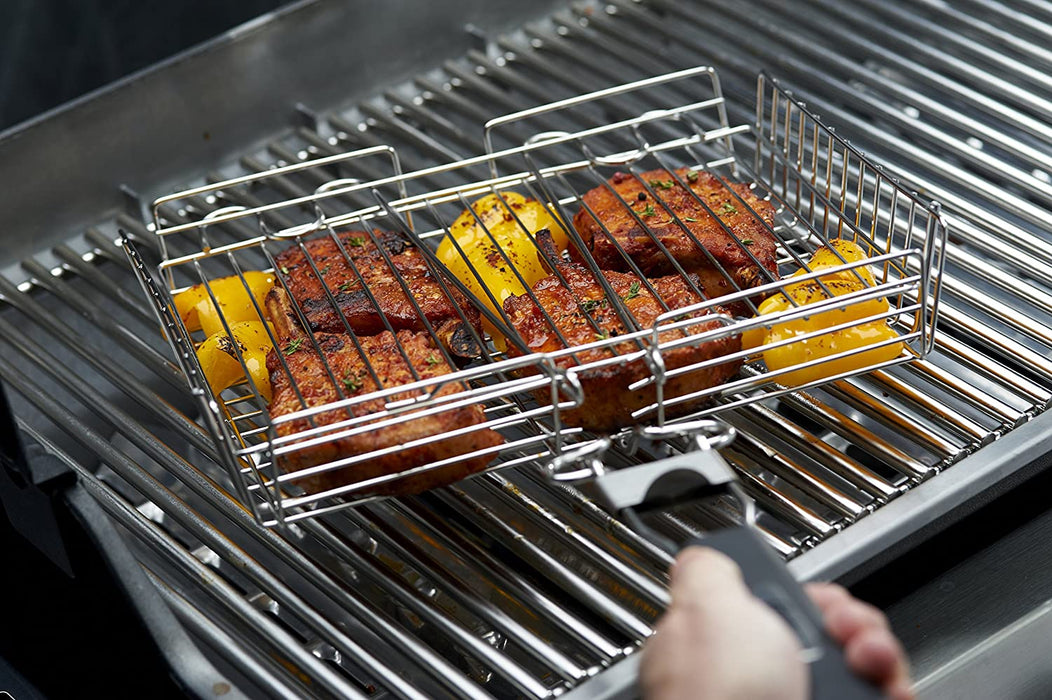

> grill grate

[{"left": 1, "top": 1, "right": 1050, "bottom": 697}]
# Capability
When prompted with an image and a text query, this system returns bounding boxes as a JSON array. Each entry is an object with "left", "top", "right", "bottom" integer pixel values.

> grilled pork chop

[
  {"left": 572, "top": 169, "right": 779, "bottom": 301},
  {"left": 265, "top": 287, "right": 502, "bottom": 496},
  {"left": 274, "top": 229, "right": 481, "bottom": 358},
  {"left": 502, "top": 240, "right": 741, "bottom": 432}
]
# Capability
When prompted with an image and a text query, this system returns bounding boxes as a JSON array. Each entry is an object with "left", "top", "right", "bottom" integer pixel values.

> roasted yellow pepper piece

[
  {"left": 744, "top": 239, "right": 903, "bottom": 386},
  {"left": 195, "top": 321, "right": 274, "bottom": 401},
  {"left": 437, "top": 192, "right": 568, "bottom": 344},
  {"left": 173, "top": 271, "right": 275, "bottom": 338}
]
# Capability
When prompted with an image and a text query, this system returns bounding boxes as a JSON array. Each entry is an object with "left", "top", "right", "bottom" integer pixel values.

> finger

[
  {"left": 887, "top": 678, "right": 916, "bottom": 700},
  {"left": 824, "top": 596, "right": 891, "bottom": 644},
  {"left": 844, "top": 626, "right": 911, "bottom": 687},
  {"left": 669, "top": 546, "right": 747, "bottom": 606},
  {"left": 805, "top": 582, "right": 852, "bottom": 615}
]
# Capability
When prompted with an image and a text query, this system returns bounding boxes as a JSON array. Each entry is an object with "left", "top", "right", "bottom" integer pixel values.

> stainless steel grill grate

[{"left": 1, "top": 1, "right": 1050, "bottom": 697}]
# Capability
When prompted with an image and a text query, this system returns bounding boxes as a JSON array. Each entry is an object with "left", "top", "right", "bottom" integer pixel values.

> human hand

[
  {"left": 805, "top": 582, "right": 912, "bottom": 700},
  {"left": 640, "top": 547, "right": 913, "bottom": 700}
]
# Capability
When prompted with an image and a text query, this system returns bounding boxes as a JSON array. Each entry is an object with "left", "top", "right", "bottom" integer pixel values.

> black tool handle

[{"left": 689, "top": 526, "right": 885, "bottom": 700}]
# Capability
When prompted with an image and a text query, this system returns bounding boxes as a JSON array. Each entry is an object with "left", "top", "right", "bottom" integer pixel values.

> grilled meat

[
  {"left": 572, "top": 169, "right": 779, "bottom": 301},
  {"left": 264, "top": 287, "right": 502, "bottom": 496},
  {"left": 274, "top": 229, "right": 482, "bottom": 359},
  {"left": 502, "top": 240, "right": 741, "bottom": 432}
]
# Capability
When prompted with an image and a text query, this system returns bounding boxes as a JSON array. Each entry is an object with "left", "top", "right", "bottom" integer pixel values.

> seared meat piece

[
  {"left": 502, "top": 246, "right": 741, "bottom": 432},
  {"left": 274, "top": 229, "right": 481, "bottom": 353},
  {"left": 265, "top": 287, "right": 502, "bottom": 496},
  {"left": 572, "top": 168, "right": 779, "bottom": 299}
]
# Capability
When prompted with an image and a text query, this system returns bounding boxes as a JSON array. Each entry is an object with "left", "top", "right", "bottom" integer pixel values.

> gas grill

[{"left": 1, "top": 1, "right": 1051, "bottom": 698}]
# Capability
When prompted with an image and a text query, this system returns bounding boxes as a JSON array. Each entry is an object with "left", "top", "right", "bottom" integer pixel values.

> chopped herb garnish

[
  {"left": 640, "top": 203, "right": 656, "bottom": 218},
  {"left": 741, "top": 238, "right": 754, "bottom": 246},
  {"left": 579, "top": 298, "right": 606, "bottom": 313},
  {"left": 282, "top": 338, "right": 304, "bottom": 355},
  {"left": 341, "top": 372, "right": 363, "bottom": 393},
  {"left": 594, "top": 330, "right": 611, "bottom": 341},
  {"left": 425, "top": 353, "right": 440, "bottom": 366},
  {"left": 337, "top": 280, "right": 354, "bottom": 293},
  {"left": 319, "top": 265, "right": 331, "bottom": 276},
  {"left": 720, "top": 203, "right": 738, "bottom": 215},
  {"left": 687, "top": 170, "right": 699, "bottom": 183},
  {"left": 347, "top": 236, "right": 366, "bottom": 247},
  {"left": 279, "top": 265, "right": 290, "bottom": 275},
  {"left": 622, "top": 280, "right": 642, "bottom": 302},
  {"left": 648, "top": 178, "right": 674, "bottom": 190},
  {"left": 683, "top": 216, "right": 699, "bottom": 223}
]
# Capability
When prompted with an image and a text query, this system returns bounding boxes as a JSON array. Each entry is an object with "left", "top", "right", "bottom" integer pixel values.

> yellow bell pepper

[
  {"left": 173, "top": 271, "right": 275, "bottom": 338},
  {"left": 196, "top": 321, "right": 274, "bottom": 401},
  {"left": 744, "top": 239, "right": 904, "bottom": 386},
  {"left": 437, "top": 192, "right": 568, "bottom": 345}
]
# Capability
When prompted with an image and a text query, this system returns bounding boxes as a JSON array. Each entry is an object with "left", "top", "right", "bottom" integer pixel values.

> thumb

[{"left": 669, "top": 546, "right": 749, "bottom": 606}]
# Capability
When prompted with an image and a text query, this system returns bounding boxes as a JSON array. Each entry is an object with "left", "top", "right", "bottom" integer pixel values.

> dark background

[{"left": 0, "top": 0, "right": 288, "bottom": 131}]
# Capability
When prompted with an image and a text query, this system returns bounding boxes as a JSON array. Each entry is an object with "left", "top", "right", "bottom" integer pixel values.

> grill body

[{"left": 1, "top": 1, "right": 1050, "bottom": 698}]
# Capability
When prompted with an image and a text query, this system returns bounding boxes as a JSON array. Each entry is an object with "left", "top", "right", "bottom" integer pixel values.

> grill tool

[{"left": 553, "top": 420, "right": 883, "bottom": 699}]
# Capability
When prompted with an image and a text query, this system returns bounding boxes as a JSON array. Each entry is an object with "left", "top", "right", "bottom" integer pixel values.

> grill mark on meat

[
  {"left": 264, "top": 287, "right": 502, "bottom": 496},
  {"left": 572, "top": 168, "right": 779, "bottom": 301},
  {"left": 503, "top": 251, "right": 742, "bottom": 433},
  {"left": 274, "top": 229, "right": 482, "bottom": 357}
]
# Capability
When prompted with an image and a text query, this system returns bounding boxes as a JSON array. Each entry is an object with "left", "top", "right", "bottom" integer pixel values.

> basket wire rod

[
  {"left": 374, "top": 192, "right": 531, "bottom": 355},
  {"left": 153, "top": 93, "right": 729, "bottom": 241},
  {"left": 121, "top": 237, "right": 268, "bottom": 517},
  {"left": 484, "top": 65, "right": 718, "bottom": 159},
  {"left": 738, "top": 135, "right": 931, "bottom": 280},
  {"left": 446, "top": 187, "right": 581, "bottom": 349},
  {"left": 209, "top": 169, "right": 301, "bottom": 234},
  {"left": 152, "top": 144, "right": 403, "bottom": 221},
  {"left": 16, "top": 369, "right": 494, "bottom": 697},
  {"left": 759, "top": 82, "right": 1051, "bottom": 257}
]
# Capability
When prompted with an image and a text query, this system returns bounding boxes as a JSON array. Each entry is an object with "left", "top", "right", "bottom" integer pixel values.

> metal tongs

[{"left": 548, "top": 420, "right": 884, "bottom": 700}]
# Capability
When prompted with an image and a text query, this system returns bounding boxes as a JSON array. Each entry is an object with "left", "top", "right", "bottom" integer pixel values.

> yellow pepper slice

[
  {"left": 744, "top": 239, "right": 904, "bottom": 386},
  {"left": 437, "top": 192, "right": 568, "bottom": 345},
  {"left": 196, "top": 321, "right": 274, "bottom": 401},
  {"left": 760, "top": 318, "right": 903, "bottom": 386},
  {"left": 173, "top": 271, "right": 275, "bottom": 337}
]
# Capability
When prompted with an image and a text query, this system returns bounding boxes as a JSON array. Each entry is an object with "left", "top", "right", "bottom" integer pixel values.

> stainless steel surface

[{"left": 0, "top": 0, "right": 1050, "bottom": 697}]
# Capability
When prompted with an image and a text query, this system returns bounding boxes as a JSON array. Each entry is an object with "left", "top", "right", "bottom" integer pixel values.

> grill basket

[{"left": 125, "top": 67, "right": 946, "bottom": 526}]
